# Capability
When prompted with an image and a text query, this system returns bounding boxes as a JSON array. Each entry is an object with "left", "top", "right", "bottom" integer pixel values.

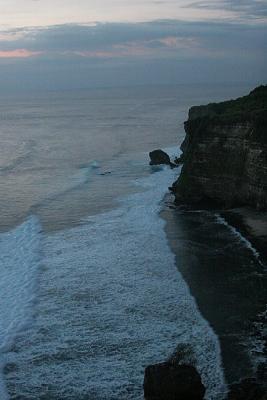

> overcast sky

[{"left": 0, "top": 0, "right": 266, "bottom": 91}]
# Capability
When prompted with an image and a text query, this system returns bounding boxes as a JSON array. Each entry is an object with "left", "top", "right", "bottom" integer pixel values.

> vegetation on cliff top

[{"left": 189, "top": 85, "right": 267, "bottom": 122}]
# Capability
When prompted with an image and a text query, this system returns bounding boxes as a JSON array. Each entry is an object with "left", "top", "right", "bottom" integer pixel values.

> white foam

[
  {"left": 162, "top": 145, "right": 182, "bottom": 160},
  {"left": 215, "top": 214, "right": 264, "bottom": 267},
  {"left": 0, "top": 216, "right": 41, "bottom": 399},
  {"left": 8, "top": 168, "right": 226, "bottom": 399}
]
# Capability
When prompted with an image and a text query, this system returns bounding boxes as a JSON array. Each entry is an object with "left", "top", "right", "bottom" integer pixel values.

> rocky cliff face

[{"left": 173, "top": 85, "right": 267, "bottom": 210}]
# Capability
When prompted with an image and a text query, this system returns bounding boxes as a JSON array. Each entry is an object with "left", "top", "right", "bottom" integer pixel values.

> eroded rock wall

[{"left": 173, "top": 86, "right": 267, "bottom": 210}]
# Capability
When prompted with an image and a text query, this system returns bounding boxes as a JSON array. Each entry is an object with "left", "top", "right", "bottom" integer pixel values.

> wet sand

[
  {"left": 222, "top": 208, "right": 267, "bottom": 263},
  {"left": 161, "top": 196, "right": 267, "bottom": 387}
]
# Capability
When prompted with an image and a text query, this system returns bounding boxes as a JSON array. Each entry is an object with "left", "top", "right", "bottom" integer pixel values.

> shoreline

[
  {"left": 221, "top": 208, "right": 267, "bottom": 265},
  {"left": 161, "top": 192, "right": 267, "bottom": 392},
  {"left": 218, "top": 207, "right": 267, "bottom": 394}
]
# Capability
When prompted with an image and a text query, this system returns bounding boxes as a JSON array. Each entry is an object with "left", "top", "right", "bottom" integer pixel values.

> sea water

[
  {"left": 0, "top": 84, "right": 263, "bottom": 399},
  {"left": 2, "top": 167, "right": 227, "bottom": 399}
]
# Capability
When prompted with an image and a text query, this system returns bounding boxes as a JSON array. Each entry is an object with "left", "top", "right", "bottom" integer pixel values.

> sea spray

[
  {"left": 0, "top": 216, "right": 42, "bottom": 399},
  {"left": 5, "top": 167, "right": 226, "bottom": 399}
]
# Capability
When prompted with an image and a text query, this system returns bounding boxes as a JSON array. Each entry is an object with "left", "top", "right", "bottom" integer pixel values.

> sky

[{"left": 0, "top": 0, "right": 266, "bottom": 91}]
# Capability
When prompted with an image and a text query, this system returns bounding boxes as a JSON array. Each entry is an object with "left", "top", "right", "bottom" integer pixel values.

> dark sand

[
  {"left": 162, "top": 196, "right": 267, "bottom": 386},
  {"left": 222, "top": 207, "right": 267, "bottom": 263}
]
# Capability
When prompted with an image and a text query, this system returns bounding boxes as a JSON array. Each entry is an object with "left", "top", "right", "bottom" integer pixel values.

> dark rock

[
  {"left": 149, "top": 149, "right": 176, "bottom": 168},
  {"left": 227, "top": 378, "right": 267, "bottom": 400},
  {"left": 100, "top": 171, "right": 111, "bottom": 176},
  {"left": 143, "top": 362, "right": 205, "bottom": 400},
  {"left": 257, "top": 362, "right": 267, "bottom": 382},
  {"left": 174, "top": 156, "right": 183, "bottom": 165},
  {"left": 173, "top": 85, "right": 267, "bottom": 210}
]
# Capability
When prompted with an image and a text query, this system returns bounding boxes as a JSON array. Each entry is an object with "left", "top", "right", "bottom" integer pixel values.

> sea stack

[{"left": 149, "top": 149, "right": 177, "bottom": 168}]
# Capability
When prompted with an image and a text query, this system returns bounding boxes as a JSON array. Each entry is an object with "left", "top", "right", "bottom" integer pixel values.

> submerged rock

[
  {"left": 149, "top": 149, "right": 176, "bottom": 168},
  {"left": 143, "top": 362, "right": 205, "bottom": 400}
]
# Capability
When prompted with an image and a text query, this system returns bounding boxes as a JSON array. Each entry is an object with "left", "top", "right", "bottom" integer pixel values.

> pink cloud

[
  {"left": 73, "top": 46, "right": 155, "bottom": 58},
  {"left": 70, "top": 36, "right": 198, "bottom": 59},
  {"left": 158, "top": 36, "right": 198, "bottom": 48},
  {"left": 0, "top": 49, "right": 43, "bottom": 58},
  {"left": 73, "top": 50, "right": 116, "bottom": 58}
]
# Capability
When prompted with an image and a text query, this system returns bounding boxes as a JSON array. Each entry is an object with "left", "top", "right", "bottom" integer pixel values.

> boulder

[
  {"left": 149, "top": 149, "right": 175, "bottom": 167},
  {"left": 143, "top": 362, "right": 205, "bottom": 400}
]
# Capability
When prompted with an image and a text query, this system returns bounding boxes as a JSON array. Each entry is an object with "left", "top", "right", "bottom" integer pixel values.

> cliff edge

[{"left": 173, "top": 85, "right": 267, "bottom": 210}]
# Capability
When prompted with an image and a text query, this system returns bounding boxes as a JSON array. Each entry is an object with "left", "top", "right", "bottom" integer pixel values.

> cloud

[
  {"left": 0, "top": 49, "right": 42, "bottom": 58},
  {"left": 0, "top": 21, "right": 202, "bottom": 59},
  {"left": 185, "top": 0, "right": 267, "bottom": 20},
  {"left": 0, "top": 19, "right": 265, "bottom": 90},
  {"left": 0, "top": 19, "right": 265, "bottom": 60},
  {"left": 68, "top": 36, "right": 200, "bottom": 59}
]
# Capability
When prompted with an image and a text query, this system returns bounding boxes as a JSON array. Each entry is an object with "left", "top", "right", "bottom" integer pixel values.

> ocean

[{"left": 0, "top": 84, "right": 265, "bottom": 399}]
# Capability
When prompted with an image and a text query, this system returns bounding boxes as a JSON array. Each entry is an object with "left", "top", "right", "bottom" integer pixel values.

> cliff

[{"left": 173, "top": 85, "right": 267, "bottom": 210}]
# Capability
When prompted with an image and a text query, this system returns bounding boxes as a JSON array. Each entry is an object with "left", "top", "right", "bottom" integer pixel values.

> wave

[
  {"left": 30, "top": 160, "right": 100, "bottom": 212},
  {"left": 0, "top": 140, "right": 35, "bottom": 175},
  {"left": 162, "top": 145, "right": 182, "bottom": 160},
  {"left": 0, "top": 216, "right": 42, "bottom": 399},
  {"left": 6, "top": 167, "right": 226, "bottom": 399},
  {"left": 120, "top": 168, "right": 227, "bottom": 400},
  {"left": 215, "top": 214, "right": 264, "bottom": 267}
]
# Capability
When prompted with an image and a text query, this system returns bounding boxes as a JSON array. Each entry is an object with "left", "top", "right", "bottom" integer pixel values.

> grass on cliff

[{"left": 190, "top": 85, "right": 267, "bottom": 121}]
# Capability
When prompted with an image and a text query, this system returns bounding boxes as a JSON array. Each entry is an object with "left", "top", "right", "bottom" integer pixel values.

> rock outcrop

[
  {"left": 149, "top": 149, "right": 176, "bottom": 168},
  {"left": 143, "top": 362, "right": 205, "bottom": 400},
  {"left": 173, "top": 85, "right": 267, "bottom": 210}
]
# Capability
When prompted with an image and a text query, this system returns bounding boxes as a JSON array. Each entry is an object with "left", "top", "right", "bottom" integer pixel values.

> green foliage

[{"left": 190, "top": 85, "right": 267, "bottom": 122}]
